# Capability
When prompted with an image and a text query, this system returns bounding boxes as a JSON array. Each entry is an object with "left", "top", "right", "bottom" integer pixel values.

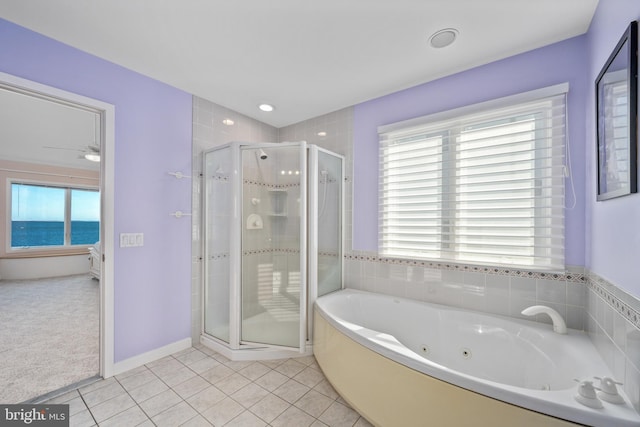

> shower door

[
  {"left": 240, "top": 142, "right": 307, "bottom": 350},
  {"left": 203, "top": 145, "right": 235, "bottom": 344},
  {"left": 310, "top": 146, "right": 344, "bottom": 298}
]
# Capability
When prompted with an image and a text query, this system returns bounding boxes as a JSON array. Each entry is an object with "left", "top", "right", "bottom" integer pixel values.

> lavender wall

[
  {"left": 353, "top": 36, "right": 588, "bottom": 267},
  {"left": 585, "top": 0, "right": 640, "bottom": 298},
  {"left": 0, "top": 19, "right": 193, "bottom": 362}
]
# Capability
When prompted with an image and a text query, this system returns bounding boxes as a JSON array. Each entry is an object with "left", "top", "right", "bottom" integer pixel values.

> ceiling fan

[{"left": 42, "top": 144, "right": 101, "bottom": 162}]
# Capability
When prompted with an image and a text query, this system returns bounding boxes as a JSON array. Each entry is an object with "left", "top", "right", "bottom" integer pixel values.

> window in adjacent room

[
  {"left": 378, "top": 84, "right": 568, "bottom": 271},
  {"left": 10, "top": 182, "right": 100, "bottom": 249}
]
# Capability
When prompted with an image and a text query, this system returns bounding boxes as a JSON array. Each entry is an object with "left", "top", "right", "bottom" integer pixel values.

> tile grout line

[
  {"left": 169, "top": 350, "right": 244, "bottom": 425},
  {"left": 74, "top": 347, "right": 367, "bottom": 427},
  {"left": 180, "top": 351, "right": 301, "bottom": 426},
  {"left": 77, "top": 389, "right": 100, "bottom": 427},
  {"left": 163, "top": 352, "right": 218, "bottom": 426},
  {"left": 134, "top": 353, "right": 215, "bottom": 426},
  {"left": 172, "top": 350, "right": 339, "bottom": 426},
  {"left": 137, "top": 351, "right": 265, "bottom": 426},
  {"left": 586, "top": 306, "right": 640, "bottom": 375},
  {"left": 113, "top": 373, "right": 159, "bottom": 427}
]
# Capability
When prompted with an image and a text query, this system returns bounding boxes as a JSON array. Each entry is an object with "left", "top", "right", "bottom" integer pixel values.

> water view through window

[{"left": 11, "top": 183, "right": 100, "bottom": 248}]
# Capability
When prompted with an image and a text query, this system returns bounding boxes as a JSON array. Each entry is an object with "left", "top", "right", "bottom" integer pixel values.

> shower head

[{"left": 258, "top": 149, "right": 268, "bottom": 160}]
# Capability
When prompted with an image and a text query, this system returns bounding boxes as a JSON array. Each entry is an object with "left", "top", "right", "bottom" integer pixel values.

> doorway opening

[{"left": 0, "top": 72, "right": 115, "bottom": 402}]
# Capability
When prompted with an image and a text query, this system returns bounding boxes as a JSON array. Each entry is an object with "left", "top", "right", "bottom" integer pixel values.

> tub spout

[{"left": 521, "top": 305, "right": 567, "bottom": 334}]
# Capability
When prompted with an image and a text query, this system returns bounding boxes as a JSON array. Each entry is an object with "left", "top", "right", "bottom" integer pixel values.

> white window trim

[
  {"left": 379, "top": 83, "right": 569, "bottom": 135},
  {"left": 8, "top": 179, "right": 100, "bottom": 253},
  {"left": 378, "top": 84, "right": 569, "bottom": 272}
]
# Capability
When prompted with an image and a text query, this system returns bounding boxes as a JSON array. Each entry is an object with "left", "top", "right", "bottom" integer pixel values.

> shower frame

[{"left": 201, "top": 141, "right": 344, "bottom": 360}]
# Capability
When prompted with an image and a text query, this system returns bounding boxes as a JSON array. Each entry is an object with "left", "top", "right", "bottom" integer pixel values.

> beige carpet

[{"left": 0, "top": 274, "right": 99, "bottom": 403}]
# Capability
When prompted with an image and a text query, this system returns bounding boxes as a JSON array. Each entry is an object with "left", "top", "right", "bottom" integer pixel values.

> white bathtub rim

[{"left": 314, "top": 289, "right": 640, "bottom": 427}]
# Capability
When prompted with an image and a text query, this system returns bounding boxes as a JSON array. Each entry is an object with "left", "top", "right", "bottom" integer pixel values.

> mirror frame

[{"left": 595, "top": 20, "right": 638, "bottom": 201}]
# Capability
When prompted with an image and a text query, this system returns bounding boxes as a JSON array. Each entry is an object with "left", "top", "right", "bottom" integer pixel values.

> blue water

[{"left": 11, "top": 221, "right": 99, "bottom": 247}]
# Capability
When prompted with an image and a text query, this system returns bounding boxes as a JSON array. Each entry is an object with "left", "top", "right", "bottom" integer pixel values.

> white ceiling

[
  {"left": 0, "top": 87, "right": 100, "bottom": 171},
  {"left": 0, "top": 0, "right": 599, "bottom": 129}
]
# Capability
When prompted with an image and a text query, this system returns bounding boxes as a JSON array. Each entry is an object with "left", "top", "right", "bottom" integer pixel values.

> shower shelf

[{"left": 269, "top": 188, "right": 288, "bottom": 216}]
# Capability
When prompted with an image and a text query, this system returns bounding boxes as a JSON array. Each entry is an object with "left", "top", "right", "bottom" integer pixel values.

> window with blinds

[{"left": 379, "top": 85, "right": 567, "bottom": 271}]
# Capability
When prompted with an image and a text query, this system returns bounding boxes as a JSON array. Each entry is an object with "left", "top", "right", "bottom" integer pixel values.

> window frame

[
  {"left": 7, "top": 178, "right": 100, "bottom": 255},
  {"left": 378, "top": 84, "right": 568, "bottom": 271}
]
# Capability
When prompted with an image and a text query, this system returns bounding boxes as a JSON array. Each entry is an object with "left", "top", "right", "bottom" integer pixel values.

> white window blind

[{"left": 379, "top": 85, "right": 567, "bottom": 271}]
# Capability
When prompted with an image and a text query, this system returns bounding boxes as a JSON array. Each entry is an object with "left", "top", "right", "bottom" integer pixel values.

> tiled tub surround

[
  {"left": 343, "top": 252, "right": 640, "bottom": 414},
  {"left": 344, "top": 253, "right": 588, "bottom": 330},
  {"left": 587, "top": 273, "right": 640, "bottom": 414}
]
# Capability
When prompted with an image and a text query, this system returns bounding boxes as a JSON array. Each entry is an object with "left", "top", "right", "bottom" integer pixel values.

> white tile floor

[{"left": 44, "top": 345, "right": 373, "bottom": 427}]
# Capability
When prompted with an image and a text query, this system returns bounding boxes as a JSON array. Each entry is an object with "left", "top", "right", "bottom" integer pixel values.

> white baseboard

[
  {"left": 0, "top": 255, "right": 91, "bottom": 280},
  {"left": 110, "top": 337, "right": 192, "bottom": 377}
]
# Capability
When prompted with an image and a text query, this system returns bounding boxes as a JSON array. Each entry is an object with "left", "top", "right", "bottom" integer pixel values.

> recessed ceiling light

[
  {"left": 317, "top": 131, "right": 327, "bottom": 137},
  {"left": 222, "top": 118, "right": 235, "bottom": 126},
  {"left": 258, "top": 103, "right": 275, "bottom": 112},
  {"left": 429, "top": 28, "right": 458, "bottom": 49}
]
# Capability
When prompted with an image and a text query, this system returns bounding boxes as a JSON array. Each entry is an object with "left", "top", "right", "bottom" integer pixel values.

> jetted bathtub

[{"left": 313, "top": 289, "right": 640, "bottom": 427}]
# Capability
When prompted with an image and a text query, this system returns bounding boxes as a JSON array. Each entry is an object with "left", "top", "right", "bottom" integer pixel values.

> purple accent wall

[
  {"left": 353, "top": 36, "right": 589, "bottom": 267},
  {"left": 0, "top": 19, "right": 193, "bottom": 362},
  {"left": 585, "top": 0, "right": 640, "bottom": 298}
]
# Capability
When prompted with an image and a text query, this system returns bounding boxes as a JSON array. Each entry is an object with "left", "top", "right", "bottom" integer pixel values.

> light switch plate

[{"left": 120, "top": 233, "right": 144, "bottom": 247}]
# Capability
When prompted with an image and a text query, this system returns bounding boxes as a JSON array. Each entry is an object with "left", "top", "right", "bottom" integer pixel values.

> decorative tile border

[
  {"left": 343, "top": 253, "right": 586, "bottom": 283},
  {"left": 588, "top": 272, "right": 640, "bottom": 330},
  {"left": 319, "top": 251, "right": 340, "bottom": 258},
  {"left": 242, "top": 248, "right": 300, "bottom": 256},
  {"left": 211, "top": 249, "right": 337, "bottom": 258},
  {"left": 208, "top": 249, "right": 640, "bottom": 330},
  {"left": 243, "top": 179, "right": 300, "bottom": 189},
  {"left": 320, "top": 177, "right": 339, "bottom": 184},
  {"left": 208, "top": 249, "right": 303, "bottom": 259}
]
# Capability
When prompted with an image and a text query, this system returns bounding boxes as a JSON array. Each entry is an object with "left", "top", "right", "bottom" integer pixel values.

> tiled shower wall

[
  {"left": 191, "top": 96, "right": 640, "bottom": 412},
  {"left": 191, "top": 96, "right": 278, "bottom": 342},
  {"left": 191, "top": 96, "right": 353, "bottom": 342},
  {"left": 278, "top": 108, "right": 354, "bottom": 251}
]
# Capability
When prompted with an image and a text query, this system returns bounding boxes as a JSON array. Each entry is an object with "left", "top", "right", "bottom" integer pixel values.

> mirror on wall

[{"left": 595, "top": 20, "right": 638, "bottom": 201}]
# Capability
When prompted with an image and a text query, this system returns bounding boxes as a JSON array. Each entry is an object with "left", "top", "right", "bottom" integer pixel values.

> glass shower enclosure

[{"left": 202, "top": 141, "right": 343, "bottom": 358}]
